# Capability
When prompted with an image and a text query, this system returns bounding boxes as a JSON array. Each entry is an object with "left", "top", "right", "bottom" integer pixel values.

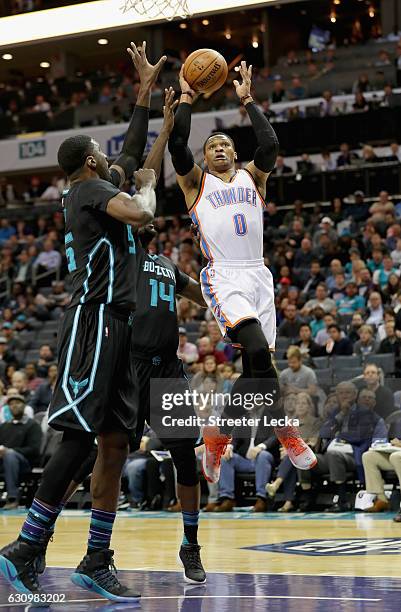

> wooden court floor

[{"left": 1, "top": 510, "right": 401, "bottom": 610}]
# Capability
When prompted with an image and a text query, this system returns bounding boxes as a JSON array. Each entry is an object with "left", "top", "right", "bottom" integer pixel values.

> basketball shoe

[
  {"left": 275, "top": 425, "right": 317, "bottom": 470},
  {"left": 0, "top": 539, "right": 44, "bottom": 594},
  {"left": 202, "top": 425, "right": 232, "bottom": 483},
  {"left": 71, "top": 548, "right": 141, "bottom": 602},
  {"left": 179, "top": 544, "right": 206, "bottom": 584}
]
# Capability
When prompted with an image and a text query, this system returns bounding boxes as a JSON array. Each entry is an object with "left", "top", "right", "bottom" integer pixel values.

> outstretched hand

[
  {"left": 233, "top": 60, "right": 253, "bottom": 99},
  {"left": 127, "top": 40, "right": 166, "bottom": 89},
  {"left": 162, "top": 87, "right": 179, "bottom": 134}
]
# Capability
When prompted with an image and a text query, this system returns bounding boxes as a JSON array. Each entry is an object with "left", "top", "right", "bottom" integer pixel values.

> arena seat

[{"left": 365, "top": 353, "right": 396, "bottom": 375}]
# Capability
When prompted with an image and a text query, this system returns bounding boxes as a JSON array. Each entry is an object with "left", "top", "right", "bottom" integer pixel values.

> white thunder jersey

[{"left": 191, "top": 169, "right": 276, "bottom": 348}]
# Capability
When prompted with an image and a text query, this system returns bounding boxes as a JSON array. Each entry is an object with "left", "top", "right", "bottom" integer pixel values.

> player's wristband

[
  {"left": 240, "top": 95, "right": 253, "bottom": 105},
  {"left": 182, "top": 91, "right": 194, "bottom": 98}
]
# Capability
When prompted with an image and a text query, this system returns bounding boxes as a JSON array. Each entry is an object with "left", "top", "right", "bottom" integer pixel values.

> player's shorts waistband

[
  {"left": 76, "top": 303, "right": 135, "bottom": 322},
  {"left": 132, "top": 350, "right": 178, "bottom": 364},
  {"left": 208, "top": 259, "right": 264, "bottom": 269}
]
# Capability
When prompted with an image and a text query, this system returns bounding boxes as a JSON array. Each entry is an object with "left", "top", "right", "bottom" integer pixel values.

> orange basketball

[{"left": 183, "top": 49, "right": 228, "bottom": 94}]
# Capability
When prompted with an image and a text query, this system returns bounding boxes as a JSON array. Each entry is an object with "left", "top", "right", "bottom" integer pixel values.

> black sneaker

[
  {"left": 0, "top": 539, "right": 44, "bottom": 594},
  {"left": 71, "top": 548, "right": 141, "bottom": 602},
  {"left": 178, "top": 544, "right": 206, "bottom": 584}
]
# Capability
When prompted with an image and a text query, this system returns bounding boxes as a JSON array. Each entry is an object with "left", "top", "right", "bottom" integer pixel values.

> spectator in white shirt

[
  {"left": 32, "top": 95, "right": 51, "bottom": 114},
  {"left": 40, "top": 177, "right": 61, "bottom": 201}
]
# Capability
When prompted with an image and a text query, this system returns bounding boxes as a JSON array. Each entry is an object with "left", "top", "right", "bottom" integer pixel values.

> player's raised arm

[
  {"left": 142, "top": 87, "right": 179, "bottom": 180},
  {"left": 233, "top": 61, "right": 279, "bottom": 199},
  {"left": 168, "top": 67, "right": 203, "bottom": 209},
  {"left": 107, "top": 168, "right": 157, "bottom": 227},
  {"left": 110, "top": 41, "right": 167, "bottom": 187}
]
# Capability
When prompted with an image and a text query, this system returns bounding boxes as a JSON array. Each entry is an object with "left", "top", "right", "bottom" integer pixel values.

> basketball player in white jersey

[{"left": 168, "top": 62, "right": 317, "bottom": 483}]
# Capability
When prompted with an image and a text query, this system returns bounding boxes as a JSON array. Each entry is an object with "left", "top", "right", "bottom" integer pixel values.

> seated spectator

[
  {"left": 32, "top": 95, "right": 51, "bottom": 114},
  {"left": 30, "top": 364, "right": 57, "bottom": 414},
  {"left": 320, "top": 91, "right": 336, "bottom": 118},
  {"left": 353, "top": 92, "right": 369, "bottom": 112},
  {"left": 280, "top": 346, "right": 318, "bottom": 399},
  {"left": 24, "top": 362, "right": 44, "bottom": 393},
  {"left": 301, "top": 260, "right": 326, "bottom": 298},
  {"left": 266, "top": 392, "right": 321, "bottom": 511},
  {"left": 299, "top": 382, "right": 386, "bottom": 512},
  {"left": 353, "top": 73, "right": 371, "bottom": 94},
  {"left": 347, "top": 312, "right": 365, "bottom": 344},
  {"left": 378, "top": 320, "right": 401, "bottom": 374},
  {"left": 0, "top": 392, "right": 42, "bottom": 509},
  {"left": 354, "top": 363, "right": 395, "bottom": 419},
  {"left": 319, "top": 149, "right": 336, "bottom": 171},
  {"left": 271, "top": 79, "right": 286, "bottom": 103},
  {"left": 330, "top": 273, "right": 347, "bottom": 302},
  {"left": 207, "top": 320, "right": 234, "bottom": 362},
  {"left": 40, "top": 177, "right": 60, "bottom": 201},
  {"left": 36, "top": 344, "right": 55, "bottom": 377},
  {"left": 14, "top": 250, "right": 34, "bottom": 284},
  {"left": 277, "top": 304, "right": 303, "bottom": 341},
  {"left": 123, "top": 428, "right": 163, "bottom": 509},
  {"left": 313, "top": 217, "right": 337, "bottom": 248},
  {"left": 34, "top": 238, "right": 62, "bottom": 272},
  {"left": 373, "top": 254, "right": 399, "bottom": 289},
  {"left": 288, "top": 76, "right": 306, "bottom": 100},
  {"left": 11, "top": 370, "right": 33, "bottom": 405},
  {"left": 336, "top": 282, "right": 366, "bottom": 315},
  {"left": 191, "top": 355, "right": 225, "bottom": 396},
  {"left": 301, "top": 283, "right": 336, "bottom": 316},
  {"left": 326, "top": 259, "right": 344, "bottom": 290},
  {"left": 336, "top": 143, "right": 359, "bottom": 167},
  {"left": 283, "top": 200, "right": 310, "bottom": 228},
  {"left": 391, "top": 239, "right": 401, "bottom": 266},
  {"left": 295, "top": 323, "right": 325, "bottom": 360},
  {"left": 353, "top": 325, "right": 378, "bottom": 358},
  {"left": 212, "top": 409, "right": 279, "bottom": 513},
  {"left": 366, "top": 292, "right": 384, "bottom": 326},
  {"left": 315, "top": 313, "right": 336, "bottom": 346},
  {"left": 362, "top": 415, "right": 401, "bottom": 516},
  {"left": 325, "top": 324, "right": 353, "bottom": 355},
  {"left": 272, "top": 155, "right": 292, "bottom": 176},
  {"left": 177, "top": 327, "right": 198, "bottom": 365},
  {"left": 362, "top": 145, "right": 379, "bottom": 163}
]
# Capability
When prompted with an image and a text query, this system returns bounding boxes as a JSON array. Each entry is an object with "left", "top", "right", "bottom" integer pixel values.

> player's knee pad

[{"left": 170, "top": 445, "right": 199, "bottom": 487}]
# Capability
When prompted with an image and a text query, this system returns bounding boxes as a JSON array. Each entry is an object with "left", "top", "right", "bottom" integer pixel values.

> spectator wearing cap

[
  {"left": 313, "top": 217, "right": 337, "bottom": 249},
  {"left": 1, "top": 322, "right": 23, "bottom": 353},
  {"left": 336, "top": 282, "right": 366, "bottom": 315},
  {"left": 177, "top": 327, "right": 198, "bottom": 365},
  {"left": 325, "top": 324, "right": 353, "bottom": 355},
  {"left": 301, "top": 284, "right": 336, "bottom": 317},
  {"left": 0, "top": 392, "right": 42, "bottom": 509},
  {"left": 30, "top": 364, "right": 58, "bottom": 414},
  {"left": 353, "top": 325, "right": 378, "bottom": 357}
]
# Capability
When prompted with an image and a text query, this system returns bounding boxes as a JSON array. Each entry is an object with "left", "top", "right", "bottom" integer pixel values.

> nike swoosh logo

[
  {"left": 80, "top": 576, "right": 94, "bottom": 590},
  {"left": 5, "top": 563, "right": 18, "bottom": 583}
]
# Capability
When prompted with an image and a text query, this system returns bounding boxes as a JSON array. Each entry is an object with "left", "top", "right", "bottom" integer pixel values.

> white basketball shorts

[{"left": 200, "top": 259, "right": 276, "bottom": 349}]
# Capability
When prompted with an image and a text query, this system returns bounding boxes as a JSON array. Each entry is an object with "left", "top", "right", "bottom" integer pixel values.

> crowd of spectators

[
  {"left": 2, "top": 38, "right": 401, "bottom": 137},
  {"left": 1, "top": 174, "right": 401, "bottom": 516}
]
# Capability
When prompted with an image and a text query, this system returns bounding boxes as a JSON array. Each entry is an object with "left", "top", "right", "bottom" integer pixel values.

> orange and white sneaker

[
  {"left": 275, "top": 426, "right": 317, "bottom": 470},
  {"left": 202, "top": 425, "right": 232, "bottom": 484}
]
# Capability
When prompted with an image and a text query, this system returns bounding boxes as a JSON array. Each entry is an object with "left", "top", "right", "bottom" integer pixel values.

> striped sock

[
  {"left": 19, "top": 498, "right": 62, "bottom": 545},
  {"left": 87, "top": 508, "right": 116, "bottom": 553},
  {"left": 182, "top": 510, "right": 199, "bottom": 545}
]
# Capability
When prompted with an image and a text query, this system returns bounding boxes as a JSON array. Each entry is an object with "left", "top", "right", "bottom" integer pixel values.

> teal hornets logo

[{"left": 68, "top": 376, "right": 89, "bottom": 398}]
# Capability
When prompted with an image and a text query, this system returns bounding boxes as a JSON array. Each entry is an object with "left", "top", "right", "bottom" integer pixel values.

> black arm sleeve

[
  {"left": 168, "top": 102, "right": 195, "bottom": 176},
  {"left": 113, "top": 105, "right": 149, "bottom": 179},
  {"left": 245, "top": 102, "right": 279, "bottom": 173},
  {"left": 174, "top": 264, "right": 190, "bottom": 294}
]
